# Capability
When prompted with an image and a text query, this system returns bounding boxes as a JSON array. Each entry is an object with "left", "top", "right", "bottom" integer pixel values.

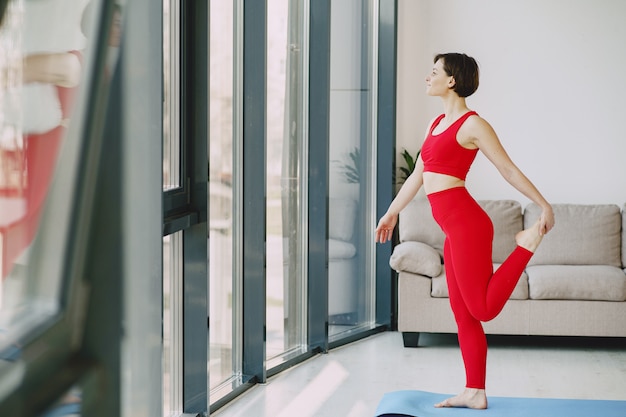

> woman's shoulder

[
  {"left": 463, "top": 111, "right": 494, "bottom": 133},
  {"left": 458, "top": 111, "right": 499, "bottom": 146}
]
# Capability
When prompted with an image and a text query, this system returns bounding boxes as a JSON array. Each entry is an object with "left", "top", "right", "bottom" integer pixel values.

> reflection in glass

[
  {"left": 38, "top": 385, "right": 82, "bottom": 417},
  {"left": 208, "top": 0, "right": 236, "bottom": 402},
  {"left": 0, "top": 0, "right": 96, "bottom": 349},
  {"left": 266, "top": 0, "right": 307, "bottom": 365},
  {"left": 328, "top": 0, "right": 377, "bottom": 341}
]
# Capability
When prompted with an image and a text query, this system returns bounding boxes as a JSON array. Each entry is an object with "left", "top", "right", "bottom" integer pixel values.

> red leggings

[{"left": 427, "top": 187, "right": 533, "bottom": 389}]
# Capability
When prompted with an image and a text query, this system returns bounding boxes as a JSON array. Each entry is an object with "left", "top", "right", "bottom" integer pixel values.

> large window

[
  {"left": 162, "top": 1, "right": 183, "bottom": 415},
  {"left": 162, "top": 232, "right": 183, "bottom": 415},
  {"left": 265, "top": 0, "right": 308, "bottom": 369},
  {"left": 208, "top": 0, "right": 239, "bottom": 404},
  {"left": 163, "top": 0, "right": 208, "bottom": 414},
  {"left": 163, "top": 0, "right": 180, "bottom": 192},
  {"left": 328, "top": 0, "right": 378, "bottom": 341},
  {"left": 205, "top": 1, "right": 389, "bottom": 411},
  {"left": 0, "top": 0, "right": 394, "bottom": 413}
]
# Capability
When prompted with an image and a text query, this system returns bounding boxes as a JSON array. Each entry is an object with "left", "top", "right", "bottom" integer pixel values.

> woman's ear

[{"left": 448, "top": 76, "right": 456, "bottom": 88}]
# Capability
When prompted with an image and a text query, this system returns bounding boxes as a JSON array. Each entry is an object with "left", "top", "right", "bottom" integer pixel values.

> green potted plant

[{"left": 397, "top": 148, "right": 420, "bottom": 184}]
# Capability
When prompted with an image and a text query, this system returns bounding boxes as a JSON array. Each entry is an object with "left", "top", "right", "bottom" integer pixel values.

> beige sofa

[{"left": 392, "top": 197, "right": 626, "bottom": 347}]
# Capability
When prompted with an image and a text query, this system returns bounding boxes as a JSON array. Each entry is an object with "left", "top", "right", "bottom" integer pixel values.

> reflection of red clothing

[
  {"left": 1, "top": 52, "right": 80, "bottom": 279},
  {"left": 25, "top": 83, "right": 74, "bottom": 229}
]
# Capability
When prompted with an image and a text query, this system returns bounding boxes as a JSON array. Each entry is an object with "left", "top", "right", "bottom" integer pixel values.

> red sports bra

[{"left": 421, "top": 111, "right": 478, "bottom": 181}]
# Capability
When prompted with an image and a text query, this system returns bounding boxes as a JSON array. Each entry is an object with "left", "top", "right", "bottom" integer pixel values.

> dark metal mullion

[
  {"left": 241, "top": 0, "right": 267, "bottom": 384},
  {"left": 180, "top": 0, "right": 209, "bottom": 413},
  {"left": 375, "top": 0, "right": 397, "bottom": 327},
  {"left": 307, "top": 0, "right": 331, "bottom": 353},
  {"left": 81, "top": 0, "right": 164, "bottom": 414}
]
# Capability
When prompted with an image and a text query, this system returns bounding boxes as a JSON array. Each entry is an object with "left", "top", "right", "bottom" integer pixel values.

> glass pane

[
  {"left": 328, "top": 0, "right": 377, "bottom": 341},
  {"left": 163, "top": 0, "right": 180, "bottom": 191},
  {"left": 208, "top": 0, "right": 236, "bottom": 402},
  {"left": 162, "top": 232, "right": 182, "bottom": 417},
  {"left": 266, "top": 0, "right": 307, "bottom": 366},
  {"left": 0, "top": 0, "right": 101, "bottom": 348}
]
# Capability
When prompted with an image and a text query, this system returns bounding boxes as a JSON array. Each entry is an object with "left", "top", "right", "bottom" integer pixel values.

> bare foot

[
  {"left": 434, "top": 388, "right": 488, "bottom": 409},
  {"left": 515, "top": 220, "right": 543, "bottom": 253}
]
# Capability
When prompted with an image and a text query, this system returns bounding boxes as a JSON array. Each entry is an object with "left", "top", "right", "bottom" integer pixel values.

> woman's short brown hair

[{"left": 434, "top": 53, "right": 480, "bottom": 98}]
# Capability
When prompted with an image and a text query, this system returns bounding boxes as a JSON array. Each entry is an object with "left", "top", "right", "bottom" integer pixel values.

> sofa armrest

[{"left": 390, "top": 241, "right": 442, "bottom": 277}]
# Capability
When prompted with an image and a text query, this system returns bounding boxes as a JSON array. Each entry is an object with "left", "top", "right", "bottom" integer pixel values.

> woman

[{"left": 375, "top": 53, "right": 555, "bottom": 409}]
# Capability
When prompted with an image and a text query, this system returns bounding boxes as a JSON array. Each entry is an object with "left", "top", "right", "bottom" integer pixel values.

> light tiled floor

[{"left": 213, "top": 331, "right": 626, "bottom": 417}]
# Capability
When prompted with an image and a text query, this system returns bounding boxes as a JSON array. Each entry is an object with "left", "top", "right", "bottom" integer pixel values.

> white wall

[{"left": 397, "top": 0, "right": 626, "bottom": 206}]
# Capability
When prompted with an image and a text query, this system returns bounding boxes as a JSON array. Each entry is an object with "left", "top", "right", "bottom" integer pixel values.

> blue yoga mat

[{"left": 375, "top": 390, "right": 626, "bottom": 417}]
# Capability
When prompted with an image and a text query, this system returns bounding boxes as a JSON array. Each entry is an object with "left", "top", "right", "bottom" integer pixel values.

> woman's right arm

[
  {"left": 375, "top": 155, "right": 424, "bottom": 243},
  {"left": 376, "top": 117, "right": 435, "bottom": 243},
  {"left": 387, "top": 155, "right": 424, "bottom": 216}
]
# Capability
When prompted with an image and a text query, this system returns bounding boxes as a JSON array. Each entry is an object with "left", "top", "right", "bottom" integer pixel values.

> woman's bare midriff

[{"left": 423, "top": 172, "right": 466, "bottom": 195}]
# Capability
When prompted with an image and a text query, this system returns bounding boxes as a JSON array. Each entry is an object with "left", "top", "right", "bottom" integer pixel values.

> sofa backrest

[
  {"left": 398, "top": 197, "right": 523, "bottom": 263},
  {"left": 525, "top": 203, "right": 622, "bottom": 267},
  {"left": 479, "top": 200, "right": 524, "bottom": 263},
  {"left": 399, "top": 198, "right": 445, "bottom": 254}
]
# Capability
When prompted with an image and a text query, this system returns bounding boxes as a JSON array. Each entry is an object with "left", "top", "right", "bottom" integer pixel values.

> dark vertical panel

[
  {"left": 118, "top": 0, "right": 165, "bottom": 412},
  {"left": 81, "top": 0, "right": 164, "bottom": 414},
  {"left": 183, "top": 224, "right": 208, "bottom": 412},
  {"left": 80, "top": 58, "right": 124, "bottom": 417},
  {"left": 242, "top": 0, "right": 267, "bottom": 383},
  {"left": 308, "top": 0, "right": 331, "bottom": 352},
  {"left": 376, "top": 0, "right": 397, "bottom": 327},
  {"left": 182, "top": 0, "right": 209, "bottom": 411}
]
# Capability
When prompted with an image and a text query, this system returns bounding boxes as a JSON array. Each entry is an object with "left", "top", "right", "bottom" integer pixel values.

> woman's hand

[
  {"left": 375, "top": 213, "right": 398, "bottom": 243},
  {"left": 539, "top": 205, "right": 555, "bottom": 235}
]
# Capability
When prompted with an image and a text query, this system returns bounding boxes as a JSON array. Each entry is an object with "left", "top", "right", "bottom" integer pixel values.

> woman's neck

[{"left": 441, "top": 95, "right": 469, "bottom": 119}]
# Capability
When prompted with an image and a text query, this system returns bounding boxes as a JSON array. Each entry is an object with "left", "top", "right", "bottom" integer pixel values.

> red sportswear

[{"left": 421, "top": 111, "right": 478, "bottom": 181}]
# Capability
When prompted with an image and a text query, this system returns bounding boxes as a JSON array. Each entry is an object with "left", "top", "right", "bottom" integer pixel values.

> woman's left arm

[{"left": 467, "top": 117, "right": 555, "bottom": 235}]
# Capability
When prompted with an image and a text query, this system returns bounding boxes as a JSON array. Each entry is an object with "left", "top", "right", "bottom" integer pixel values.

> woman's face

[{"left": 425, "top": 59, "right": 454, "bottom": 96}]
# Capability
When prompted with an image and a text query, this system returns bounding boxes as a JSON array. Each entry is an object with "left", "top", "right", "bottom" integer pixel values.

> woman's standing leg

[
  {"left": 444, "top": 239, "right": 488, "bottom": 389},
  {"left": 434, "top": 239, "right": 489, "bottom": 409},
  {"left": 435, "top": 239, "right": 487, "bottom": 409}
]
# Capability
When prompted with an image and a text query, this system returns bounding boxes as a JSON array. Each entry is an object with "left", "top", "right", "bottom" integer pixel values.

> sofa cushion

[
  {"left": 431, "top": 264, "right": 528, "bottom": 300},
  {"left": 527, "top": 265, "right": 626, "bottom": 301},
  {"left": 525, "top": 203, "right": 622, "bottom": 267},
  {"left": 478, "top": 200, "right": 523, "bottom": 263},
  {"left": 399, "top": 198, "right": 445, "bottom": 254},
  {"left": 389, "top": 241, "right": 442, "bottom": 277}
]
